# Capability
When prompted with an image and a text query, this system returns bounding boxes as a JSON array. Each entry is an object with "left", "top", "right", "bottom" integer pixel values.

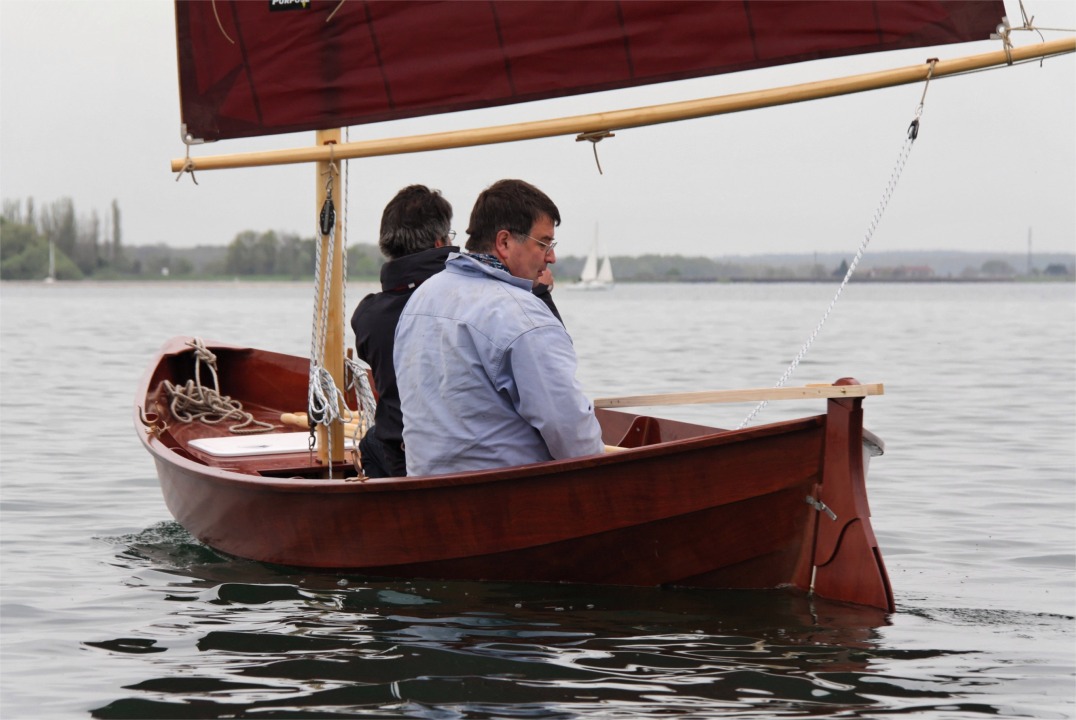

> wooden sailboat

[{"left": 137, "top": 1, "right": 1073, "bottom": 612}]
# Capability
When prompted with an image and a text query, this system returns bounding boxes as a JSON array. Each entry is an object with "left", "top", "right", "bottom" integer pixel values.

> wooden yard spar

[{"left": 172, "top": 37, "right": 1074, "bottom": 173}]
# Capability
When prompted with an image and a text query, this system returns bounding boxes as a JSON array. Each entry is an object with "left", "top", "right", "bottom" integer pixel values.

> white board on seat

[{"left": 189, "top": 431, "right": 356, "bottom": 457}]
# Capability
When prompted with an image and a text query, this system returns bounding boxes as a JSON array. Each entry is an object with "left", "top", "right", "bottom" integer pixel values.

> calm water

[{"left": 1, "top": 280, "right": 1073, "bottom": 719}]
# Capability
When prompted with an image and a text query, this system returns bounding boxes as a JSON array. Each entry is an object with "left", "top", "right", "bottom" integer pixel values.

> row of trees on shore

[
  {"left": 1, "top": 197, "right": 388, "bottom": 281},
  {"left": 2, "top": 197, "right": 125, "bottom": 280},
  {"left": 3, "top": 196, "right": 1072, "bottom": 282}
]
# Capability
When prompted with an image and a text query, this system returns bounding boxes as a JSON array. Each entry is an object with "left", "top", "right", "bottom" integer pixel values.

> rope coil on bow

[{"left": 164, "top": 338, "right": 275, "bottom": 433}]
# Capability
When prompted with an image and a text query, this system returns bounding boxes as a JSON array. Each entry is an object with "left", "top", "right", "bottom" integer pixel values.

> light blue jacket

[{"left": 394, "top": 253, "right": 604, "bottom": 476}]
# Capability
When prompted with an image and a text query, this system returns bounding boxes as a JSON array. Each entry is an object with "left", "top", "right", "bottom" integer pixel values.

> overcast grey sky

[{"left": 2, "top": 0, "right": 1073, "bottom": 258}]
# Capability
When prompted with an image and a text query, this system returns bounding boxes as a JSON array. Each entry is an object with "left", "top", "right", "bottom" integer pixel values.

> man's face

[{"left": 497, "top": 214, "right": 557, "bottom": 282}]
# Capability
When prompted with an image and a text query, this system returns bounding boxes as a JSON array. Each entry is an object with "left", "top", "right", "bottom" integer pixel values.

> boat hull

[{"left": 137, "top": 337, "right": 893, "bottom": 611}]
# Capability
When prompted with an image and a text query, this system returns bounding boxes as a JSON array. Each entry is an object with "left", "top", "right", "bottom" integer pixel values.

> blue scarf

[{"left": 468, "top": 252, "right": 508, "bottom": 273}]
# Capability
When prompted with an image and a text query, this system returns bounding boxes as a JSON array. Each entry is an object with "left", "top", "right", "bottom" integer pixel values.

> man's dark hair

[
  {"left": 465, "top": 179, "right": 560, "bottom": 254},
  {"left": 379, "top": 185, "right": 453, "bottom": 260}
]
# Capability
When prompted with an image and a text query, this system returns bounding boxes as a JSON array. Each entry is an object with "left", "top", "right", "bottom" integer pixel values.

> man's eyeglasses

[
  {"left": 513, "top": 230, "right": 557, "bottom": 254},
  {"left": 444, "top": 230, "right": 456, "bottom": 243}
]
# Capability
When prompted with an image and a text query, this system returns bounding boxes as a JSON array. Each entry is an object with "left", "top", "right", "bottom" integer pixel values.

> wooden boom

[
  {"left": 594, "top": 383, "right": 884, "bottom": 409},
  {"left": 172, "top": 38, "right": 1074, "bottom": 172}
]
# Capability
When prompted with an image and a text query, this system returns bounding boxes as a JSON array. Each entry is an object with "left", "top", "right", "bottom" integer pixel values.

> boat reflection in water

[{"left": 92, "top": 523, "right": 901, "bottom": 718}]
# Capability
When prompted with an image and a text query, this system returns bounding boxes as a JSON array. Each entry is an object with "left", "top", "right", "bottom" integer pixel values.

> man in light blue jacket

[{"left": 394, "top": 179, "right": 604, "bottom": 476}]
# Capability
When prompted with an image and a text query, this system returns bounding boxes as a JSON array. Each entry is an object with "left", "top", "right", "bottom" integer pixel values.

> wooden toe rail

[{"left": 594, "top": 383, "right": 884, "bottom": 409}]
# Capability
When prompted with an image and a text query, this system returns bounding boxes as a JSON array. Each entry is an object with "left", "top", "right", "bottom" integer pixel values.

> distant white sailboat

[
  {"left": 44, "top": 240, "right": 56, "bottom": 284},
  {"left": 572, "top": 224, "right": 614, "bottom": 290}
]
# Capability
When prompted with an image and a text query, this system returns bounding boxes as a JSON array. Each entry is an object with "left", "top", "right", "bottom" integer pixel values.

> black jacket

[{"left": 350, "top": 246, "right": 563, "bottom": 446}]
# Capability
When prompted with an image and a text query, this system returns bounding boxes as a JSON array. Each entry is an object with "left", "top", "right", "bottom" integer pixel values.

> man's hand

[{"left": 535, "top": 268, "right": 555, "bottom": 291}]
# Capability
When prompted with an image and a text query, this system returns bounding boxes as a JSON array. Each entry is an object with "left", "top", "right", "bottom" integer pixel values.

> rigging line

[
  {"left": 916, "top": 59, "right": 939, "bottom": 117},
  {"left": 345, "top": 356, "right": 376, "bottom": 432},
  {"left": 329, "top": 134, "right": 352, "bottom": 423},
  {"left": 309, "top": 211, "right": 345, "bottom": 477},
  {"left": 174, "top": 143, "right": 199, "bottom": 185},
  {"left": 343, "top": 127, "right": 350, "bottom": 332},
  {"left": 1009, "top": 0, "right": 1076, "bottom": 40},
  {"left": 326, "top": 0, "right": 346, "bottom": 23},
  {"left": 1018, "top": 0, "right": 1033, "bottom": 29},
  {"left": 932, "top": 53, "right": 1071, "bottom": 80},
  {"left": 737, "top": 67, "right": 933, "bottom": 430},
  {"left": 338, "top": 128, "right": 374, "bottom": 479},
  {"left": 210, "top": 0, "right": 235, "bottom": 45},
  {"left": 991, "top": 3, "right": 1074, "bottom": 62},
  {"left": 577, "top": 130, "right": 615, "bottom": 175},
  {"left": 309, "top": 152, "right": 355, "bottom": 478}
]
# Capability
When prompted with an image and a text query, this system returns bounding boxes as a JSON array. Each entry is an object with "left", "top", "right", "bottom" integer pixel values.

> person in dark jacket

[{"left": 350, "top": 184, "right": 561, "bottom": 478}]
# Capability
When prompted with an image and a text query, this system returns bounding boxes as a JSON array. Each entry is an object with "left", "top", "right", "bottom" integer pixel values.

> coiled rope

[
  {"left": 164, "top": 338, "right": 275, "bottom": 433},
  {"left": 345, "top": 356, "right": 377, "bottom": 434}
]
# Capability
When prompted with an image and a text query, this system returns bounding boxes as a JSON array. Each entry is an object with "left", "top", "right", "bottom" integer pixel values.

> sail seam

[
  {"left": 228, "top": 3, "right": 264, "bottom": 127},
  {"left": 363, "top": 1, "right": 394, "bottom": 110},
  {"left": 742, "top": 0, "right": 759, "bottom": 62},
  {"left": 613, "top": 1, "right": 634, "bottom": 79},
  {"left": 489, "top": 2, "right": 516, "bottom": 97},
  {"left": 870, "top": 1, "right": 884, "bottom": 46}
]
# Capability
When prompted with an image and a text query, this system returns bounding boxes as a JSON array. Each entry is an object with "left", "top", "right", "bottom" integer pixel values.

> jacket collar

[{"left": 379, "top": 245, "right": 457, "bottom": 292}]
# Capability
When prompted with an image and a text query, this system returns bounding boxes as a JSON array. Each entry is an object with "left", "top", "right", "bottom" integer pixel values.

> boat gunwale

[
  {"left": 134, "top": 336, "right": 848, "bottom": 495},
  {"left": 138, "top": 407, "right": 827, "bottom": 494}
]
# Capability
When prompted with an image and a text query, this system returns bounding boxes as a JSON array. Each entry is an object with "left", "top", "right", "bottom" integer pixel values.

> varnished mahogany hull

[{"left": 137, "top": 337, "right": 894, "bottom": 611}]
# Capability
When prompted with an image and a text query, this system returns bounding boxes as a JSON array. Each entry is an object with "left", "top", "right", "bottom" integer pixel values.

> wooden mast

[
  {"left": 314, "top": 129, "right": 345, "bottom": 464},
  {"left": 172, "top": 38, "right": 1074, "bottom": 173}
]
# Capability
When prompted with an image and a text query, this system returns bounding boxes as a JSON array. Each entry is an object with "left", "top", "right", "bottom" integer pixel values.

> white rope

[
  {"left": 307, "top": 141, "right": 374, "bottom": 478},
  {"left": 345, "top": 356, "right": 377, "bottom": 434},
  {"left": 990, "top": 2, "right": 1075, "bottom": 63},
  {"left": 308, "top": 164, "right": 355, "bottom": 475},
  {"left": 343, "top": 127, "right": 350, "bottom": 310},
  {"left": 164, "top": 338, "right": 275, "bottom": 433},
  {"left": 738, "top": 116, "right": 921, "bottom": 429}
]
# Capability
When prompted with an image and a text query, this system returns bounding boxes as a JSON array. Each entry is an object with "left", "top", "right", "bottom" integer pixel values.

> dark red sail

[{"left": 175, "top": 0, "right": 1004, "bottom": 142}]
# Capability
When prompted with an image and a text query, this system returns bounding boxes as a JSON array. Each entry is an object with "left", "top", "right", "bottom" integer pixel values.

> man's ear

[{"left": 493, "top": 229, "right": 512, "bottom": 261}]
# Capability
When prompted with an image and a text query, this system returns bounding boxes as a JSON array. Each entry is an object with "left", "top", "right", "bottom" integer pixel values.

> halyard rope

[
  {"left": 210, "top": 0, "right": 235, "bottom": 45},
  {"left": 345, "top": 356, "right": 377, "bottom": 433},
  {"left": 309, "top": 150, "right": 378, "bottom": 478},
  {"left": 737, "top": 66, "right": 934, "bottom": 429},
  {"left": 309, "top": 160, "right": 354, "bottom": 475},
  {"left": 338, "top": 137, "right": 379, "bottom": 479}
]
